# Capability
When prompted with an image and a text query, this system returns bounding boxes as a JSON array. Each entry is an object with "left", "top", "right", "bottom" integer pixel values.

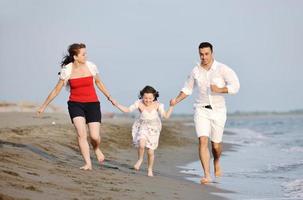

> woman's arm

[
  {"left": 94, "top": 74, "right": 116, "bottom": 105},
  {"left": 115, "top": 104, "right": 131, "bottom": 113},
  {"left": 37, "top": 79, "right": 64, "bottom": 115}
]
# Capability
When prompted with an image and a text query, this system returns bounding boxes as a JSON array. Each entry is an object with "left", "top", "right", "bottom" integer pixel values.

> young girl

[{"left": 114, "top": 86, "right": 174, "bottom": 177}]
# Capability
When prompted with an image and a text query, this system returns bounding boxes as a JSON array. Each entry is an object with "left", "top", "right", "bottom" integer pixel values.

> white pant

[{"left": 194, "top": 107, "right": 227, "bottom": 143}]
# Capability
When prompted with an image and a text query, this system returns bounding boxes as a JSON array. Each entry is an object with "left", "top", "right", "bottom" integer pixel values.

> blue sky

[{"left": 1, "top": 0, "right": 302, "bottom": 113}]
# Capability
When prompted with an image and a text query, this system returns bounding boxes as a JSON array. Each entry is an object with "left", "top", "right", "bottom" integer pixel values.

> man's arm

[
  {"left": 211, "top": 66, "right": 240, "bottom": 94},
  {"left": 210, "top": 85, "right": 228, "bottom": 93},
  {"left": 170, "top": 69, "right": 195, "bottom": 106},
  {"left": 170, "top": 91, "right": 188, "bottom": 106}
]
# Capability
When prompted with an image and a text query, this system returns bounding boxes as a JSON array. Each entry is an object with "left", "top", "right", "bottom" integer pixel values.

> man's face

[{"left": 199, "top": 47, "right": 213, "bottom": 66}]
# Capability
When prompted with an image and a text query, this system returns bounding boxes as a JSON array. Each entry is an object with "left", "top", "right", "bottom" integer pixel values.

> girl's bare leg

[
  {"left": 147, "top": 148, "right": 155, "bottom": 177},
  {"left": 134, "top": 139, "right": 146, "bottom": 170}
]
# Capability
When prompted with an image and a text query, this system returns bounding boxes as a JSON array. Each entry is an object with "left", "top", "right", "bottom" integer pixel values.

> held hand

[
  {"left": 111, "top": 99, "right": 118, "bottom": 106},
  {"left": 210, "top": 84, "right": 221, "bottom": 93},
  {"left": 108, "top": 96, "right": 117, "bottom": 106},
  {"left": 170, "top": 98, "right": 177, "bottom": 106}
]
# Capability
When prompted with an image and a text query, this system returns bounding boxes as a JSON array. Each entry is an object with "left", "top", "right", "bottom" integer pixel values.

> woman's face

[
  {"left": 142, "top": 93, "right": 155, "bottom": 106},
  {"left": 74, "top": 48, "right": 87, "bottom": 64}
]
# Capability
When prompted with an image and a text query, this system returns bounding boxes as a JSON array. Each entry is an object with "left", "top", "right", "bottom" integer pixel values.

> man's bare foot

[
  {"left": 80, "top": 165, "right": 92, "bottom": 170},
  {"left": 215, "top": 169, "right": 222, "bottom": 177},
  {"left": 214, "top": 161, "right": 222, "bottom": 177},
  {"left": 95, "top": 149, "right": 105, "bottom": 164},
  {"left": 147, "top": 169, "right": 153, "bottom": 177},
  {"left": 133, "top": 159, "right": 143, "bottom": 171},
  {"left": 200, "top": 177, "right": 212, "bottom": 184}
]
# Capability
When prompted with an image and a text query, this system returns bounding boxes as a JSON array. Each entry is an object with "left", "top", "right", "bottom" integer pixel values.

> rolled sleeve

[
  {"left": 224, "top": 67, "right": 240, "bottom": 94},
  {"left": 227, "top": 84, "right": 240, "bottom": 94},
  {"left": 181, "top": 72, "right": 195, "bottom": 95}
]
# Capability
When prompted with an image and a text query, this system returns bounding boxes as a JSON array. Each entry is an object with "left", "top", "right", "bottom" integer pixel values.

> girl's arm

[
  {"left": 37, "top": 79, "right": 64, "bottom": 115},
  {"left": 115, "top": 104, "right": 131, "bottom": 113},
  {"left": 94, "top": 74, "right": 116, "bottom": 105},
  {"left": 115, "top": 100, "right": 140, "bottom": 113},
  {"left": 163, "top": 106, "right": 174, "bottom": 119},
  {"left": 159, "top": 104, "right": 174, "bottom": 119}
]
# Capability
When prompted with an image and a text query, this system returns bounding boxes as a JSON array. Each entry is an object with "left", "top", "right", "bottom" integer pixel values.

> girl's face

[
  {"left": 142, "top": 93, "right": 155, "bottom": 106},
  {"left": 74, "top": 48, "right": 87, "bottom": 64}
]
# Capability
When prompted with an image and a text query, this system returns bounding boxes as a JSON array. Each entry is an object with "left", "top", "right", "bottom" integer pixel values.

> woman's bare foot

[
  {"left": 200, "top": 177, "right": 212, "bottom": 184},
  {"left": 80, "top": 164, "right": 92, "bottom": 170},
  {"left": 147, "top": 169, "right": 154, "bottom": 177},
  {"left": 95, "top": 148, "right": 105, "bottom": 165},
  {"left": 133, "top": 159, "right": 143, "bottom": 171}
]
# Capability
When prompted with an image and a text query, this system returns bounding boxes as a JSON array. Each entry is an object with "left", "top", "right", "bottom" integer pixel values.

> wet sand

[{"left": 0, "top": 112, "right": 233, "bottom": 200}]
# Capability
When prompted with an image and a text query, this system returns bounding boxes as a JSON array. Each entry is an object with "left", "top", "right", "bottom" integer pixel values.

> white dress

[{"left": 129, "top": 100, "right": 165, "bottom": 150}]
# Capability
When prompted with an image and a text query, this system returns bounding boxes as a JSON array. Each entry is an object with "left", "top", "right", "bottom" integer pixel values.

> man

[{"left": 170, "top": 42, "right": 240, "bottom": 184}]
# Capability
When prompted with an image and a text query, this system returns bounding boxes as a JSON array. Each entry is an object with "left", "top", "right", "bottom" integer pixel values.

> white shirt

[{"left": 181, "top": 60, "right": 240, "bottom": 109}]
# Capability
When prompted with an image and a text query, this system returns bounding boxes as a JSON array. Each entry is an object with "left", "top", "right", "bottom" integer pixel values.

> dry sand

[{"left": 0, "top": 112, "right": 233, "bottom": 200}]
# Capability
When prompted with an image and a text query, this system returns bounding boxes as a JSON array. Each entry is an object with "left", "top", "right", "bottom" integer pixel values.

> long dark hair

[
  {"left": 139, "top": 85, "right": 159, "bottom": 101},
  {"left": 61, "top": 43, "right": 86, "bottom": 67}
]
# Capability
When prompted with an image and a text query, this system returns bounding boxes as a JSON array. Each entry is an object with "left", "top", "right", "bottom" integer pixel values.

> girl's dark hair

[
  {"left": 61, "top": 43, "right": 86, "bottom": 67},
  {"left": 139, "top": 85, "right": 159, "bottom": 101}
]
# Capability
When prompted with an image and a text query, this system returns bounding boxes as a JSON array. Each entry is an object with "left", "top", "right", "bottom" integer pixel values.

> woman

[{"left": 37, "top": 43, "right": 116, "bottom": 170}]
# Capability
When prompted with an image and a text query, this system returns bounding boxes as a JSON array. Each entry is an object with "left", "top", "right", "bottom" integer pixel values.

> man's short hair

[{"left": 198, "top": 42, "right": 213, "bottom": 52}]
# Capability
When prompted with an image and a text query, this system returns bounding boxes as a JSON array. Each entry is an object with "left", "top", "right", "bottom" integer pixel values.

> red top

[{"left": 69, "top": 76, "right": 99, "bottom": 102}]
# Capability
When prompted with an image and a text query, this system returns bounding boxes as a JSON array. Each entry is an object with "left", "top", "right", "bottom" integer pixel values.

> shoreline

[{"left": 0, "top": 112, "right": 234, "bottom": 200}]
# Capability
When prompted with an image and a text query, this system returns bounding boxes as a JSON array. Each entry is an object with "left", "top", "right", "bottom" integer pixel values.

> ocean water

[{"left": 179, "top": 114, "right": 303, "bottom": 200}]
